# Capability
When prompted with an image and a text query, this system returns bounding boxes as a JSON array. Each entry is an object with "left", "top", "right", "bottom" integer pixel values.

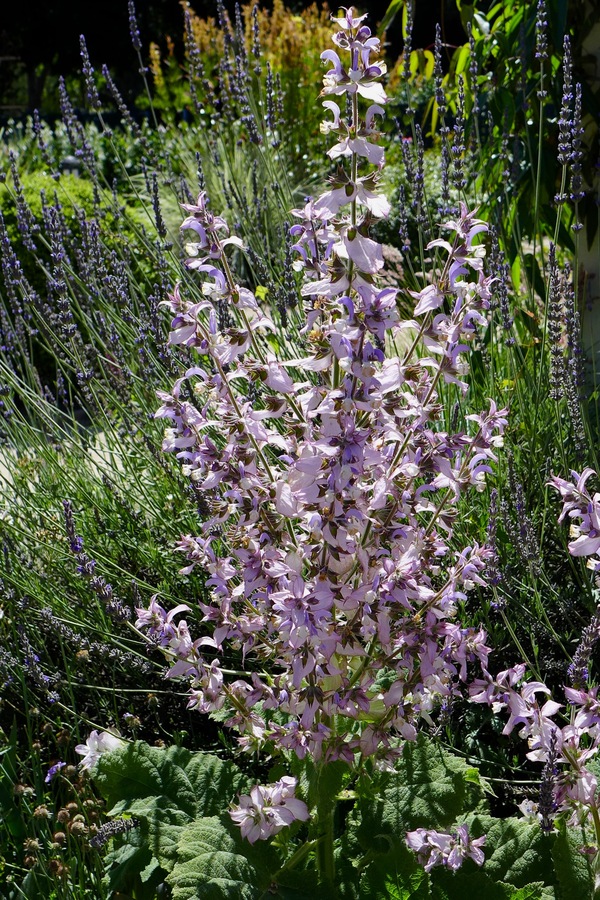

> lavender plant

[
  {"left": 468, "top": 465, "right": 600, "bottom": 897},
  {"left": 0, "top": 7, "right": 332, "bottom": 890},
  {"left": 378, "top": 0, "right": 600, "bottom": 699}
]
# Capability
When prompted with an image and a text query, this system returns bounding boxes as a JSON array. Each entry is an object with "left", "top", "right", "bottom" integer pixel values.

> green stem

[
  {"left": 309, "top": 757, "right": 337, "bottom": 892},
  {"left": 589, "top": 806, "right": 600, "bottom": 898},
  {"left": 264, "top": 840, "right": 319, "bottom": 898},
  {"left": 316, "top": 788, "right": 336, "bottom": 892}
]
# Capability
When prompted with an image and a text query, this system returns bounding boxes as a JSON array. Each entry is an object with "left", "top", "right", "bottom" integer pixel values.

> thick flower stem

[
  {"left": 316, "top": 789, "right": 336, "bottom": 892},
  {"left": 591, "top": 806, "right": 600, "bottom": 898}
]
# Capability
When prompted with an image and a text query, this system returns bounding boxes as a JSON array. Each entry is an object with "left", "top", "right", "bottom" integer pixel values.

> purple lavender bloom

[
  {"left": 79, "top": 35, "right": 101, "bottom": 110},
  {"left": 557, "top": 37, "right": 573, "bottom": 170},
  {"left": 535, "top": 0, "right": 548, "bottom": 61},
  {"left": 128, "top": 0, "right": 142, "bottom": 51},
  {"left": 45, "top": 761, "right": 66, "bottom": 784}
]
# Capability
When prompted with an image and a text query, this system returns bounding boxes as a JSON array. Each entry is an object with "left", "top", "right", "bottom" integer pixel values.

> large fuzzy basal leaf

[
  {"left": 338, "top": 737, "right": 486, "bottom": 898},
  {"left": 351, "top": 736, "right": 486, "bottom": 856},
  {"left": 431, "top": 869, "right": 516, "bottom": 900},
  {"left": 509, "top": 886, "right": 556, "bottom": 900},
  {"left": 103, "top": 827, "right": 165, "bottom": 900},
  {"left": 432, "top": 871, "right": 555, "bottom": 900},
  {"left": 95, "top": 743, "right": 249, "bottom": 873},
  {"left": 95, "top": 743, "right": 248, "bottom": 817},
  {"left": 360, "top": 843, "right": 432, "bottom": 900},
  {"left": 551, "top": 819, "right": 594, "bottom": 900},
  {"left": 167, "top": 814, "right": 279, "bottom": 900},
  {"left": 466, "top": 815, "right": 555, "bottom": 888}
]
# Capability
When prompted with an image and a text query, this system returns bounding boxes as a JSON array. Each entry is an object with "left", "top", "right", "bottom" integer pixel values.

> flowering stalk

[
  {"left": 144, "top": 7, "right": 506, "bottom": 883},
  {"left": 470, "top": 467, "right": 600, "bottom": 888}
]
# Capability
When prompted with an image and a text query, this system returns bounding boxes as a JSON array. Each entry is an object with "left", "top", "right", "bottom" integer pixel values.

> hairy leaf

[
  {"left": 103, "top": 828, "right": 164, "bottom": 900},
  {"left": 467, "top": 816, "right": 555, "bottom": 888},
  {"left": 351, "top": 736, "right": 487, "bottom": 856},
  {"left": 432, "top": 870, "right": 554, "bottom": 900},
  {"left": 167, "top": 814, "right": 278, "bottom": 900},
  {"left": 340, "top": 739, "right": 487, "bottom": 898},
  {"left": 508, "top": 884, "right": 556, "bottom": 900},
  {"left": 551, "top": 820, "right": 594, "bottom": 900},
  {"left": 95, "top": 743, "right": 249, "bottom": 883},
  {"left": 431, "top": 868, "right": 515, "bottom": 900}
]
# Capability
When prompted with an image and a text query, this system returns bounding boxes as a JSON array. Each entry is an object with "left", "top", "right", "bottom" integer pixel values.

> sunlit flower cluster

[
  {"left": 229, "top": 776, "right": 309, "bottom": 843},
  {"left": 140, "top": 6, "right": 505, "bottom": 842},
  {"left": 470, "top": 467, "right": 600, "bottom": 833},
  {"left": 406, "top": 823, "right": 485, "bottom": 872}
]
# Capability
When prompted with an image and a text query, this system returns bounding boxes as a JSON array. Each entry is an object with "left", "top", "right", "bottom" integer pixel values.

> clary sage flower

[
  {"left": 75, "top": 730, "right": 124, "bottom": 771},
  {"left": 143, "top": 6, "right": 505, "bottom": 845},
  {"left": 406, "top": 824, "right": 486, "bottom": 872},
  {"left": 229, "top": 777, "right": 309, "bottom": 844}
]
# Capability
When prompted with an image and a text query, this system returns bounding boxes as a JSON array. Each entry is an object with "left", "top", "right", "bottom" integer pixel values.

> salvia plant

[
  {"left": 57, "top": 8, "right": 600, "bottom": 899},
  {"left": 149, "top": 3, "right": 503, "bottom": 806},
  {"left": 2, "top": 2, "right": 600, "bottom": 898}
]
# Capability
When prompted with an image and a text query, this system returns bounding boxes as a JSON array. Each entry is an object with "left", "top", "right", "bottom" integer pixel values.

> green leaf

[
  {"left": 167, "top": 814, "right": 279, "bottom": 900},
  {"left": 431, "top": 868, "right": 516, "bottom": 900},
  {"left": 511, "top": 255, "right": 521, "bottom": 292},
  {"left": 94, "top": 743, "right": 299, "bottom": 898},
  {"left": 379, "top": 868, "right": 430, "bottom": 899},
  {"left": 551, "top": 820, "right": 594, "bottom": 900},
  {"left": 103, "top": 828, "right": 164, "bottom": 900},
  {"left": 465, "top": 816, "right": 554, "bottom": 888},
  {"left": 353, "top": 737, "right": 487, "bottom": 854},
  {"left": 95, "top": 743, "right": 249, "bottom": 882},
  {"left": 378, "top": 0, "right": 405, "bottom": 36},
  {"left": 453, "top": 45, "right": 471, "bottom": 78},
  {"left": 266, "top": 332, "right": 282, "bottom": 353},
  {"left": 341, "top": 739, "right": 486, "bottom": 898},
  {"left": 360, "top": 843, "right": 432, "bottom": 900},
  {"left": 456, "top": 2, "right": 474, "bottom": 35},
  {"left": 271, "top": 867, "right": 331, "bottom": 900},
  {"left": 508, "top": 884, "right": 555, "bottom": 900},
  {"left": 433, "top": 872, "right": 554, "bottom": 900}
]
